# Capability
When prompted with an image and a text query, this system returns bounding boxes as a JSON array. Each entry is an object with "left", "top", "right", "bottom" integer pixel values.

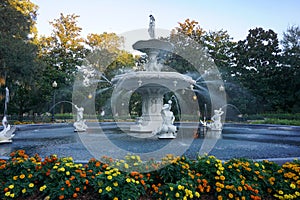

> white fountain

[
  {"left": 0, "top": 87, "right": 16, "bottom": 143},
  {"left": 111, "top": 15, "right": 195, "bottom": 138}
]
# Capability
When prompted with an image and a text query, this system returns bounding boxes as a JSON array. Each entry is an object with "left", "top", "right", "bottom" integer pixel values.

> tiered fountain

[{"left": 111, "top": 15, "right": 195, "bottom": 138}]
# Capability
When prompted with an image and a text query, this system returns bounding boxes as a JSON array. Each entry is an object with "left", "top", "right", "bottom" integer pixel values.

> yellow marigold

[
  {"left": 107, "top": 175, "right": 112, "bottom": 180},
  {"left": 220, "top": 175, "right": 225, "bottom": 181},
  {"left": 216, "top": 187, "right": 222, "bottom": 192},
  {"left": 5, "top": 192, "right": 10, "bottom": 197},
  {"left": 98, "top": 189, "right": 102, "bottom": 193},
  {"left": 113, "top": 197, "right": 118, "bottom": 200},
  {"left": 238, "top": 186, "right": 243, "bottom": 192},
  {"left": 10, "top": 193, "right": 15, "bottom": 198},
  {"left": 217, "top": 195, "right": 223, "bottom": 200},
  {"left": 66, "top": 171, "right": 70, "bottom": 176},
  {"left": 113, "top": 182, "right": 118, "bottom": 187},
  {"left": 106, "top": 186, "right": 112, "bottom": 192},
  {"left": 290, "top": 183, "right": 296, "bottom": 189},
  {"left": 195, "top": 192, "right": 200, "bottom": 198},
  {"left": 124, "top": 163, "right": 129, "bottom": 169},
  {"left": 8, "top": 185, "right": 14, "bottom": 189},
  {"left": 22, "top": 188, "right": 26, "bottom": 193},
  {"left": 170, "top": 187, "right": 173, "bottom": 191},
  {"left": 178, "top": 185, "right": 184, "bottom": 190},
  {"left": 39, "top": 185, "right": 47, "bottom": 192},
  {"left": 175, "top": 192, "right": 180, "bottom": 198},
  {"left": 29, "top": 183, "right": 34, "bottom": 188},
  {"left": 126, "top": 178, "right": 131, "bottom": 183},
  {"left": 228, "top": 193, "right": 234, "bottom": 198},
  {"left": 13, "top": 176, "right": 18, "bottom": 180}
]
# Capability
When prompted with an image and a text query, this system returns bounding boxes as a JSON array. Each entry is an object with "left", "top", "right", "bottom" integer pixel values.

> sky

[{"left": 31, "top": 0, "right": 300, "bottom": 42}]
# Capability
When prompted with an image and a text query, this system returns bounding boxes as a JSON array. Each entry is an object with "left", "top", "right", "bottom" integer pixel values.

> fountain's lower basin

[{"left": 1, "top": 123, "right": 300, "bottom": 165}]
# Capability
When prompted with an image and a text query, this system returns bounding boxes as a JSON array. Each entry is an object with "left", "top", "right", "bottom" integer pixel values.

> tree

[
  {"left": 231, "top": 27, "right": 281, "bottom": 113},
  {"left": 38, "top": 13, "right": 88, "bottom": 113},
  {"left": 0, "top": 0, "right": 40, "bottom": 118},
  {"left": 280, "top": 26, "right": 300, "bottom": 112},
  {"left": 83, "top": 32, "right": 135, "bottom": 115}
]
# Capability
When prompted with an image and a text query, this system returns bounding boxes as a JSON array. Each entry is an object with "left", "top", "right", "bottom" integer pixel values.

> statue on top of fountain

[
  {"left": 148, "top": 14, "right": 155, "bottom": 39},
  {"left": 73, "top": 105, "right": 88, "bottom": 132}
]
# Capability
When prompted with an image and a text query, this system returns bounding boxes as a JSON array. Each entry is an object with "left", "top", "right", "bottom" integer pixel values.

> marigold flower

[
  {"left": 29, "top": 183, "right": 34, "bottom": 188},
  {"left": 8, "top": 185, "right": 14, "bottom": 189},
  {"left": 59, "top": 195, "right": 64, "bottom": 199},
  {"left": 113, "top": 182, "right": 118, "bottom": 187},
  {"left": 106, "top": 186, "right": 112, "bottom": 192},
  {"left": 228, "top": 193, "right": 234, "bottom": 198},
  {"left": 22, "top": 188, "right": 26, "bottom": 193},
  {"left": 39, "top": 185, "right": 47, "bottom": 191},
  {"left": 107, "top": 175, "right": 112, "bottom": 180},
  {"left": 175, "top": 192, "right": 180, "bottom": 198},
  {"left": 19, "top": 174, "right": 26, "bottom": 179},
  {"left": 98, "top": 188, "right": 102, "bottom": 193},
  {"left": 73, "top": 193, "right": 78, "bottom": 198},
  {"left": 238, "top": 186, "right": 243, "bottom": 192},
  {"left": 290, "top": 183, "right": 296, "bottom": 189}
]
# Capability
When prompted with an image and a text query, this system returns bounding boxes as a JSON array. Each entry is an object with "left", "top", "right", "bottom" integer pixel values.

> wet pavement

[{"left": 0, "top": 122, "right": 300, "bottom": 164}]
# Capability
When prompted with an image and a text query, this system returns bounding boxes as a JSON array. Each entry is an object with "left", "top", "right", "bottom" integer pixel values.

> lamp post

[{"left": 51, "top": 81, "right": 57, "bottom": 122}]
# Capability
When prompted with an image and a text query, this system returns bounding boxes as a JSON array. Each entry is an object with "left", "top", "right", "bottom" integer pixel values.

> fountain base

[{"left": 158, "top": 132, "right": 176, "bottom": 139}]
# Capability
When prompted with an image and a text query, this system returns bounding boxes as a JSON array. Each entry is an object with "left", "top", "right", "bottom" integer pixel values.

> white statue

[
  {"left": 148, "top": 15, "right": 155, "bottom": 39},
  {"left": 0, "top": 88, "right": 15, "bottom": 143},
  {"left": 158, "top": 100, "right": 177, "bottom": 139},
  {"left": 207, "top": 108, "right": 224, "bottom": 130},
  {"left": 73, "top": 105, "right": 88, "bottom": 132}
]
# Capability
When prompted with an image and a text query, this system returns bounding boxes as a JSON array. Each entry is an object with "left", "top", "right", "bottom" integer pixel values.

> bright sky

[{"left": 31, "top": 0, "right": 300, "bottom": 41}]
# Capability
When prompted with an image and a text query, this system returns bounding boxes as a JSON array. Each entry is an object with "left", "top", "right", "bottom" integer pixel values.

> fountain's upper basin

[
  {"left": 132, "top": 39, "right": 174, "bottom": 54},
  {"left": 112, "top": 71, "right": 195, "bottom": 91}
]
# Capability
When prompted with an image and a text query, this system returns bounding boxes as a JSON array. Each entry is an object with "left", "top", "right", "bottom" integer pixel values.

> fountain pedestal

[{"left": 130, "top": 85, "right": 167, "bottom": 133}]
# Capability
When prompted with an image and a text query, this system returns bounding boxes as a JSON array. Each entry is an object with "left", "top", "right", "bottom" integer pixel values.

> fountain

[
  {"left": 111, "top": 15, "right": 195, "bottom": 138},
  {"left": 0, "top": 87, "right": 16, "bottom": 143}
]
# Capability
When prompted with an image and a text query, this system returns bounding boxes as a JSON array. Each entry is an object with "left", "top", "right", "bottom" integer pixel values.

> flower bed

[{"left": 0, "top": 150, "right": 299, "bottom": 200}]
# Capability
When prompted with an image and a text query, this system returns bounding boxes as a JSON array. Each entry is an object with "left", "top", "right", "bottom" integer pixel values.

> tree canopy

[{"left": 1, "top": 0, "right": 300, "bottom": 118}]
